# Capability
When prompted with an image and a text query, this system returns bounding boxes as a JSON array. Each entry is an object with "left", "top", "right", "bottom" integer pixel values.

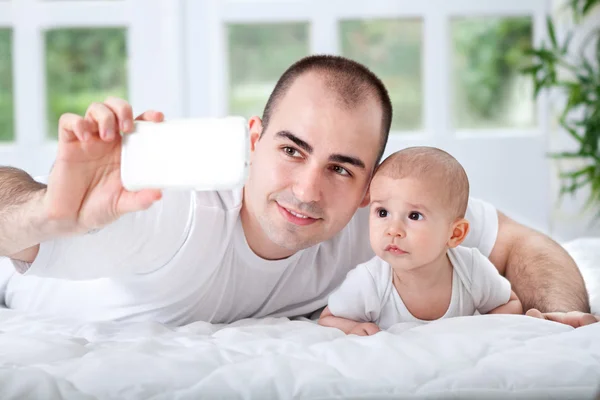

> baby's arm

[
  {"left": 487, "top": 290, "right": 523, "bottom": 315},
  {"left": 468, "top": 248, "right": 524, "bottom": 315},
  {"left": 319, "top": 262, "right": 383, "bottom": 336},
  {"left": 318, "top": 306, "right": 380, "bottom": 336}
]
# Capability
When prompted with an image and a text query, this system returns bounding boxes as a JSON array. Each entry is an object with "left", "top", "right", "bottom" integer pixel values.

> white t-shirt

[
  {"left": 0, "top": 187, "right": 499, "bottom": 325},
  {"left": 327, "top": 247, "right": 512, "bottom": 330}
]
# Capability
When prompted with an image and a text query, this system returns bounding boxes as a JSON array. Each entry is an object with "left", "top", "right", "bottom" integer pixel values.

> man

[{"left": 0, "top": 55, "right": 596, "bottom": 327}]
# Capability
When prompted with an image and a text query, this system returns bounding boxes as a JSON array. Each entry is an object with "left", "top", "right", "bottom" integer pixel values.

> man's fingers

[
  {"left": 544, "top": 311, "right": 600, "bottom": 327},
  {"left": 542, "top": 312, "right": 584, "bottom": 327},
  {"left": 579, "top": 313, "right": 600, "bottom": 326},
  {"left": 135, "top": 110, "right": 165, "bottom": 123},
  {"left": 117, "top": 189, "right": 163, "bottom": 215},
  {"left": 58, "top": 113, "right": 91, "bottom": 143},
  {"left": 85, "top": 102, "right": 119, "bottom": 141},
  {"left": 525, "top": 308, "right": 544, "bottom": 319},
  {"left": 526, "top": 309, "right": 600, "bottom": 328},
  {"left": 104, "top": 96, "right": 135, "bottom": 134}
]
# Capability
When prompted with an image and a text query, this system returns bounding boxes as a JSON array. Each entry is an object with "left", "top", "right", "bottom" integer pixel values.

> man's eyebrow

[
  {"left": 275, "top": 130, "right": 366, "bottom": 169},
  {"left": 275, "top": 131, "right": 313, "bottom": 153},
  {"left": 329, "top": 154, "right": 365, "bottom": 169}
]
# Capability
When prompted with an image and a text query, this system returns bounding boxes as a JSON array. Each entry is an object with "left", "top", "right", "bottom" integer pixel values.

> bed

[{"left": 0, "top": 238, "right": 599, "bottom": 399}]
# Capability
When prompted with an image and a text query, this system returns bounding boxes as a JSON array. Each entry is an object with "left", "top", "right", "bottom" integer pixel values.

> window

[
  {"left": 45, "top": 28, "right": 128, "bottom": 138},
  {"left": 0, "top": 28, "right": 13, "bottom": 142},
  {"left": 340, "top": 19, "right": 423, "bottom": 132},
  {"left": 228, "top": 23, "right": 309, "bottom": 119},
  {"left": 451, "top": 17, "right": 534, "bottom": 129}
]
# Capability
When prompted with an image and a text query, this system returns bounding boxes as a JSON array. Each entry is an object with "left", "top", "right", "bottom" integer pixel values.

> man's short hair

[
  {"left": 261, "top": 54, "right": 393, "bottom": 166},
  {"left": 376, "top": 146, "right": 470, "bottom": 219}
]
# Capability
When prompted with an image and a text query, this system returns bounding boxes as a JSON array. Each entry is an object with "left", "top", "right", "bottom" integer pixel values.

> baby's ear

[{"left": 448, "top": 218, "right": 470, "bottom": 248}]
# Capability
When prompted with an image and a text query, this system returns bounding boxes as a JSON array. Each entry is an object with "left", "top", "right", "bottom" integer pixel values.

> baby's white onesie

[{"left": 327, "top": 246, "right": 512, "bottom": 329}]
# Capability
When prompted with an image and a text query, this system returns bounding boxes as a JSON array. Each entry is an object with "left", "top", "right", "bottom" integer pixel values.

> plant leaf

[
  {"left": 561, "top": 31, "right": 574, "bottom": 55},
  {"left": 582, "top": 0, "right": 600, "bottom": 16},
  {"left": 549, "top": 151, "right": 588, "bottom": 159},
  {"left": 559, "top": 165, "right": 595, "bottom": 179},
  {"left": 520, "top": 64, "right": 543, "bottom": 75},
  {"left": 559, "top": 118, "right": 585, "bottom": 144},
  {"left": 547, "top": 16, "right": 558, "bottom": 48}
]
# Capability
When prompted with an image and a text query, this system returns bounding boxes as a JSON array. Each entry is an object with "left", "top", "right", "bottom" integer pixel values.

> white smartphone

[{"left": 120, "top": 117, "right": 249, "bottom": 191}]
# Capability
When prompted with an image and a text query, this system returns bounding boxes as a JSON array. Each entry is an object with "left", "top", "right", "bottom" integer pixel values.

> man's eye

[
  {"left": 283, "top": 147, "right": 300, "bottom": 157},
  {"left": 408, "top": 212, "right": 423, "bottom": 221},
  {"left": 332, "top": 165, "right": 350, "bottom": 176},
  {"left": 378, "top": 209, "right": 388, "bottom": 218}
]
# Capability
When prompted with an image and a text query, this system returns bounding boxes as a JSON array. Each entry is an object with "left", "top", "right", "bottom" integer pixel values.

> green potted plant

[{"left": 522, "top": 0, "right": 600, "bottom": 220}]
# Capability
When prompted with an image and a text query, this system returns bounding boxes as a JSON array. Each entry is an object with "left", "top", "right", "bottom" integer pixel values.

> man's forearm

[
  {"left": 491, "top": 212, "right": 590, "bottom": 313},
  {"left": 507, "top": 233, "right": 589, "bottom": 313},
  {"left": 0, "top": 167, "right": 53, "bottom": 262}
]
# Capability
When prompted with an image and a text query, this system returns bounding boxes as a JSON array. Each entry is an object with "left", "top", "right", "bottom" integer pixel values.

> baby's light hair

[{"left": 375, "top": 147, "right": 470, "bottom": 219}]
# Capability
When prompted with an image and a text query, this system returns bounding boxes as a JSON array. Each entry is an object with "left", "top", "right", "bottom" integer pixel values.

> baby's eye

[
  {"left": 408, "top": 212, "right": 423, "bottom": 221},
  {"left": 377, "top": 209, "right": 388, "bottom": 218}
]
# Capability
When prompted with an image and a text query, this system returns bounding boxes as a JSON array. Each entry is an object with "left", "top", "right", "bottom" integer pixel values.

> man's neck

[
  {"left": 240, "top": 190, "right": 296, "bottom": 261},
  {"left": 391, "top": 251, "right": 452, "bottom": 292}
]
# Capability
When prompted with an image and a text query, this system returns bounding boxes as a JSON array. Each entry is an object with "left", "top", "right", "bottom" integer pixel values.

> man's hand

[
  {"left": 489, "top": 211, "right": 592, "bottom": 326},
  {"left": 348, "top": 322, "right": 381, "bottom": 336},
  {"left": 46, "top": 97, "right": 165, "bottom": 235},
  {"left": 526, "top": 309, "right": 600, "bottom": 327}
]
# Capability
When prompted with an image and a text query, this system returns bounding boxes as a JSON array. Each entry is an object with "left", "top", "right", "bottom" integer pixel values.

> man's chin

[{"left": 268, "top": 229, "right": 323, "bottom": 252}]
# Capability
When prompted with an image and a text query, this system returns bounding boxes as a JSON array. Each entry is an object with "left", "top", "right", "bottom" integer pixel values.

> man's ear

[
  {"left": 448, "top": 218, "right": 470, "bottom": 248},
  {"left": 248, "top": 116, "right": 263, "bottom": 153}
]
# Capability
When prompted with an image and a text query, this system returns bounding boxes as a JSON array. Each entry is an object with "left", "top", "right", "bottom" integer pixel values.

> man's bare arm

[
  {"left": 489, "top": 211, "right": 590, "bottom": 313},
  {"left": 0, "top": 167, "right": 56, "bottom": 264}
]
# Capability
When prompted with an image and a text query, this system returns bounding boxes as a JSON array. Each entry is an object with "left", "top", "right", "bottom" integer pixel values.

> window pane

[
  {"left": 451, "top": 17, "right": 534, "bottom": 129},
  {"left": 0, "top": 29, "right": 13, "bottom": 142},
  {"left": 341, "top": 19, "right": 423, "bottom": 132},
  {"left": 45, "top": 28, "right": 128, "bottom": 138},
  {"left": 228, "top": 23, "right": 309, "bottom": 119}
]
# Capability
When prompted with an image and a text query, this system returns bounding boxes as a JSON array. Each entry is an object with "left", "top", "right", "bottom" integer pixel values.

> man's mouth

[
  {"left": 276, "top": 203, "right": 319, "bottom": 226},
  {"left": 385, "top": 244, "right": 408, "bottom": 255}
]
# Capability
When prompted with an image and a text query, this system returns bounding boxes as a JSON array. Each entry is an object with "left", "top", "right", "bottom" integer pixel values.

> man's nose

[{"left": 292, "top": 165, "right": 323, "bottom": 204}]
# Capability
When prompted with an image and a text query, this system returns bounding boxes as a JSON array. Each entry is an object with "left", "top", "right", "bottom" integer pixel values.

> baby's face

[{"left": 368, "top": 174, "right": 455, "bottom": 270}]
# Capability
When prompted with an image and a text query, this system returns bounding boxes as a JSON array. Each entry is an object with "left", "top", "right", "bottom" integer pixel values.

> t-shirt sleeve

[
  {"left": 327, "top": 263, "right": 382, "bottom": 323},
  {"left": 461, "top": 197, "right": 499, "bottom": 257},
  {"left": 469, "top": 248, "right": 512, "bottom": 314},
  {"left": 10, "top": 189, "right": 195, "bottom": 280}
]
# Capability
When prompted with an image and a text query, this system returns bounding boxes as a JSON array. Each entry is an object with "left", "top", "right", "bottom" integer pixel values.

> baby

[{"left": 319, "top": 146, "right": 523, "bottom": 336}]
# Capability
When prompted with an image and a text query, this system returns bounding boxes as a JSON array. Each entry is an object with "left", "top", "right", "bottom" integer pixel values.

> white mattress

[{"left": 0, "top": 238, "right": 599, "bottom": 400}]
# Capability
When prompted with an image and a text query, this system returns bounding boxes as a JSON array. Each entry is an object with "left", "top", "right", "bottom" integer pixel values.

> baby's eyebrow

[{"left": 407, "top": 203, "right": 431, "bottom": 213}]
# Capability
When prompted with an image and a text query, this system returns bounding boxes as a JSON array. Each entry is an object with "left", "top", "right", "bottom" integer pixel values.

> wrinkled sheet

[{"left": 0, "top": 238, "right": 598, "bottom": 400}]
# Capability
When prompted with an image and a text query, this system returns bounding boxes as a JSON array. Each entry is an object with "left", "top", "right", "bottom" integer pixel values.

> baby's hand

[{"left": 349, "top": 322, "right": 381, "bottom": 336}]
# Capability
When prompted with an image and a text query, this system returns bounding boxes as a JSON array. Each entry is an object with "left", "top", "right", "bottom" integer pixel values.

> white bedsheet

[{"left": 0, "top": 238, "right": 599, "bottom": 400}]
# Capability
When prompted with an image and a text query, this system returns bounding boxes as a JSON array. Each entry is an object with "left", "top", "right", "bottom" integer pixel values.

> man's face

[{"left": 243, "top": 72, "right": 383, "bottom": 257}]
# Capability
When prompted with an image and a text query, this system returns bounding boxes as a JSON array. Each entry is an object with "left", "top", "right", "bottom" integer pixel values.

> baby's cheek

[{"left": 414, "top": 228, "right": 442, "bottom": 252}]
